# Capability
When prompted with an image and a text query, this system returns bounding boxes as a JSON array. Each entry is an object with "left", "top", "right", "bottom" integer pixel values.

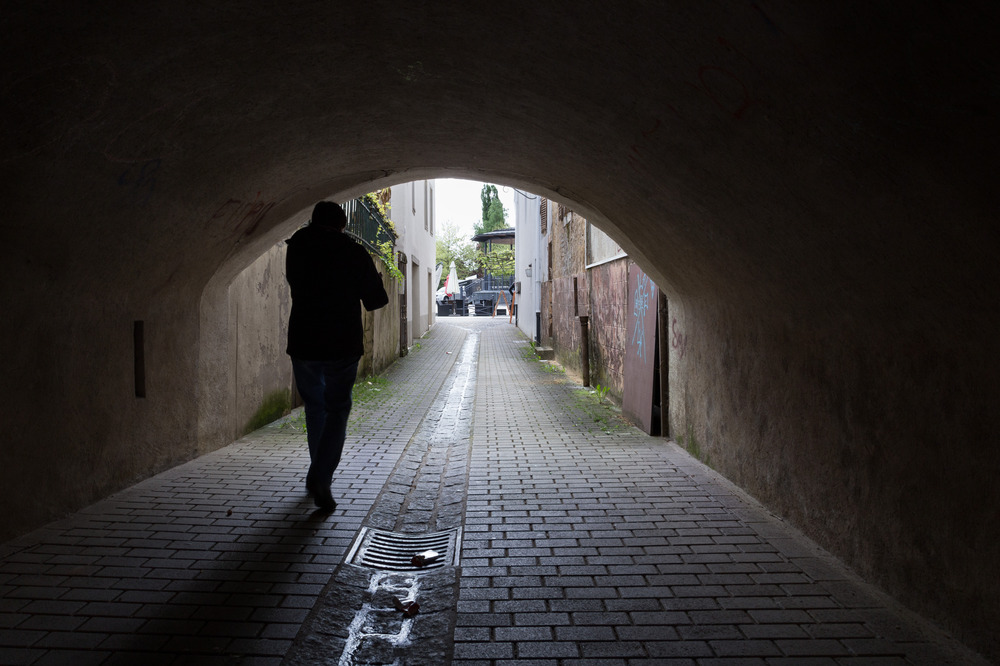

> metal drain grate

[{"left": 346, "top": 528, "right": 462, "bottom": 571}]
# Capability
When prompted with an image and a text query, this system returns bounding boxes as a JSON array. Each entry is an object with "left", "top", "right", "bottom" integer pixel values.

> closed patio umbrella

[
  {"left": 444, "top": 261, "right": 460, "bottom": 314},
  {"left": 444, "top": 261, "right": 459, "bottom": 298}
]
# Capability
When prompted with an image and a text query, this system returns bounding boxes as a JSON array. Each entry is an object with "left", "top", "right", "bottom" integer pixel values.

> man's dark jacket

[{"left": 285, "top": 223, "right": 389, "bottom": 361}]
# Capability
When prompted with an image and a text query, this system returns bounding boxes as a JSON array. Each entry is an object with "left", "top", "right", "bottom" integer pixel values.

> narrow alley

[{"left": 0, "top": 319, "right": 985, "bottom": 665}]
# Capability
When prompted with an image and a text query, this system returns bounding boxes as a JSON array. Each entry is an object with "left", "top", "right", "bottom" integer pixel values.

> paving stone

[
  {"left": 453, "top": 627, "right": 490, "bottom": 642},
  {"left": 579, "top": 640, "right": 647, "bottom": 658},
  {"left": 0, "top": 319, "right": 989, "bottom": 666},
  {"left": 740, "top": 623, "right": 810, "bottom": 640},
  {"left": 453, "top": 642, "right": 514, "bottom": 659},
  {"left": 776, "top": 638, "right": 853, "bottom": 656},
  {"left": 516, "top": 641, "right": 579, "bottom": 658},
  {"left": 677, "top": 623, "right": 744, "bottom": 640},
  {"left": 35, "top": 630, "right": 109, "bottom": 649},
  {"left": 615, "top": 625, "right": 680, "bottom": 641},
  {"left": 710, "top": 638, "right": 782, "bottom": 656},
  {"left": 494, "top": 626, "right": 552, "bottom": 641},
  {"left": 34, "top": 648, "right": 112, "bottom": 665}
]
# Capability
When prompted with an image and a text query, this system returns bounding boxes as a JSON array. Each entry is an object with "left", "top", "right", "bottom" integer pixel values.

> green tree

[
  {"left": 474, "top": 184, "right": 508, "bottom": 236},
  {"left": 480, "top": 184, "right": 498, "bottom": 221},
  {"left": 435, "top": 223, "right": 478, "bottom": 287},
  {"left": 476, "top": 244, "right": 515, "bottom": 278}
]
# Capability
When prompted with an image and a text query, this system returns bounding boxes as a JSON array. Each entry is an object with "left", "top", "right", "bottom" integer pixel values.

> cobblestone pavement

[{"left": 0, "top": 319, "right": 990, "bottom": 665}]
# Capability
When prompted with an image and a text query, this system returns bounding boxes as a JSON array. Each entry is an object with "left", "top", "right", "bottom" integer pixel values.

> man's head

[{"left": 312, "top": 201, "right": 347, "bottom": 230}]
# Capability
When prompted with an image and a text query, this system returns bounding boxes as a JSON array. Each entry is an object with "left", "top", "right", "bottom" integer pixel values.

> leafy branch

[
  {"left": 477, "top": 245, "right": 515, "bottom": 277},
  {"left": 364, "top": 190, "right": 404, "bottom": 282}
]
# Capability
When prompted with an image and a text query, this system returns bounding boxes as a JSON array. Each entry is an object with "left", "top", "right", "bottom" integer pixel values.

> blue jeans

[{"left": 291, "top": 356, "right": 360, "bottom": 489}]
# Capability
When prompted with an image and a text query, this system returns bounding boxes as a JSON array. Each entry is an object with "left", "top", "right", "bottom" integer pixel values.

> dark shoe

[{"left": 312, "top": 485, "right": 336, "bottom": 512}]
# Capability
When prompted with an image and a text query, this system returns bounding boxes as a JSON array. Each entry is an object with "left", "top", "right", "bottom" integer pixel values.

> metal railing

[
  {"left": 480, "top": 274, "right": 514, "bottom": 291},
  {"left": 343, "top": 197, "right": 396, "bottom": 255}
]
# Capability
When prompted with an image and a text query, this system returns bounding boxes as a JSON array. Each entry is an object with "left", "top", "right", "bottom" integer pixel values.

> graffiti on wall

[
  {"left": 206, "top": 191, "right": 276, "bottom": 237},
  {"left": 630, "top": 271, "right": 654, "bottom": 363},
  {"left": 671, "top": 317, "right": 688, "bottom": 359},
  {"left": 624, "top": 263, "right": 659, "bottom": 434}
]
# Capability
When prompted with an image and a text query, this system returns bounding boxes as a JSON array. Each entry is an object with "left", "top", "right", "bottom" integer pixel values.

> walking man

[{"left": 286, "top": 201, "right": 389, "bottom": 511}]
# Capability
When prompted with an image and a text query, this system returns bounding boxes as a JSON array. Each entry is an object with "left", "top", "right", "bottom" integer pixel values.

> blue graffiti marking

[{"left": 631, "top": 272, "right": 652, "bottom": 362}]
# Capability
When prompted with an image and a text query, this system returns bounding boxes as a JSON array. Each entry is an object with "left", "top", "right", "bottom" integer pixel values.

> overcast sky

[{"left": 435, "top": 178, "right": 518, "bottom": 240}]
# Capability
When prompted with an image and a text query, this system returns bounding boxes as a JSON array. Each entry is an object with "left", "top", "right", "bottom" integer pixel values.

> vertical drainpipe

[{"left": 579, "top": 315, "right": 590, "bottom": 387}]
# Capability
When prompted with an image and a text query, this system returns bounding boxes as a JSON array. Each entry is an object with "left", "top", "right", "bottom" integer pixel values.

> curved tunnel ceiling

[
  {"left": 3, "top": 4, "right": 1000, "bottom": 655},
  {"left": 3, "top": 1, "right": 996, "bottom": 345}
]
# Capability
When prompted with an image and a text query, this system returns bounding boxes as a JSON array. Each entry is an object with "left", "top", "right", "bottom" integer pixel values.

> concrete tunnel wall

[{"left": 1, "top": 1, "right": 997, "bottom": 659}]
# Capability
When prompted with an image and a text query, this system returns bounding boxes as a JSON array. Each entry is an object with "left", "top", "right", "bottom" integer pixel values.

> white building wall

[
  {"left": 389, "top": 180, "right": 437, "bottom": 348},
  {"left": 513, "top": 190, "right": 542, "bottom": 341}
]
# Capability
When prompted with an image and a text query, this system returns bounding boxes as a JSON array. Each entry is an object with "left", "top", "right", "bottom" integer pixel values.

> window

[{"left": 587, "top": 221, "right": 626, "bottom": 266}]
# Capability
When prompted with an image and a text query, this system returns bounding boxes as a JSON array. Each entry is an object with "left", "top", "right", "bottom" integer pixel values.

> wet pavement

[{"left": 0, "top": 318, "right": 989, "bottom": 665}]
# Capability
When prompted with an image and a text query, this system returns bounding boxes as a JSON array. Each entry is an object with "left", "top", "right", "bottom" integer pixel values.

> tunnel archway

[
  {"left": 2, "top": 2, "right": 998, "bottom": 659},
  {"left": 195, "top": 172, "right": 620, "bottom": 455}
]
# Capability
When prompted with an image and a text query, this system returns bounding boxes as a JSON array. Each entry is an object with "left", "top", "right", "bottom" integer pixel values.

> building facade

[
  {"left": 514, "top": 193, "right": 662, "bottom": 435},
  {"left": 390, "top": 180, "right": 437, "bottom": 348}
]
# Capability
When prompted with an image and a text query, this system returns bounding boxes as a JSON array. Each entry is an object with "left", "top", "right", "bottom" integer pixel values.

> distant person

[{"left": 285, "top": 201, "right": 389, "bottom": 512}]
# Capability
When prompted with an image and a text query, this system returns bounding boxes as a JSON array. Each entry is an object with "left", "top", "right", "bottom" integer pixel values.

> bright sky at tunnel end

[{"left": 435, "top": 178, "right": 518, "bottom": 241}]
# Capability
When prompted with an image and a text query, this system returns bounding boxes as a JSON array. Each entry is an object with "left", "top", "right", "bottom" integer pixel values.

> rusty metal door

[{"left": 623, "top": 262, "right": 658, "bottom": 433}]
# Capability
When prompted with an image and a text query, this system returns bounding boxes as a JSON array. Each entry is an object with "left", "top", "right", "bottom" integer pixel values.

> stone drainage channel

[{"left": 286, "top": 329, "right": 479, "bottom": 666}]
